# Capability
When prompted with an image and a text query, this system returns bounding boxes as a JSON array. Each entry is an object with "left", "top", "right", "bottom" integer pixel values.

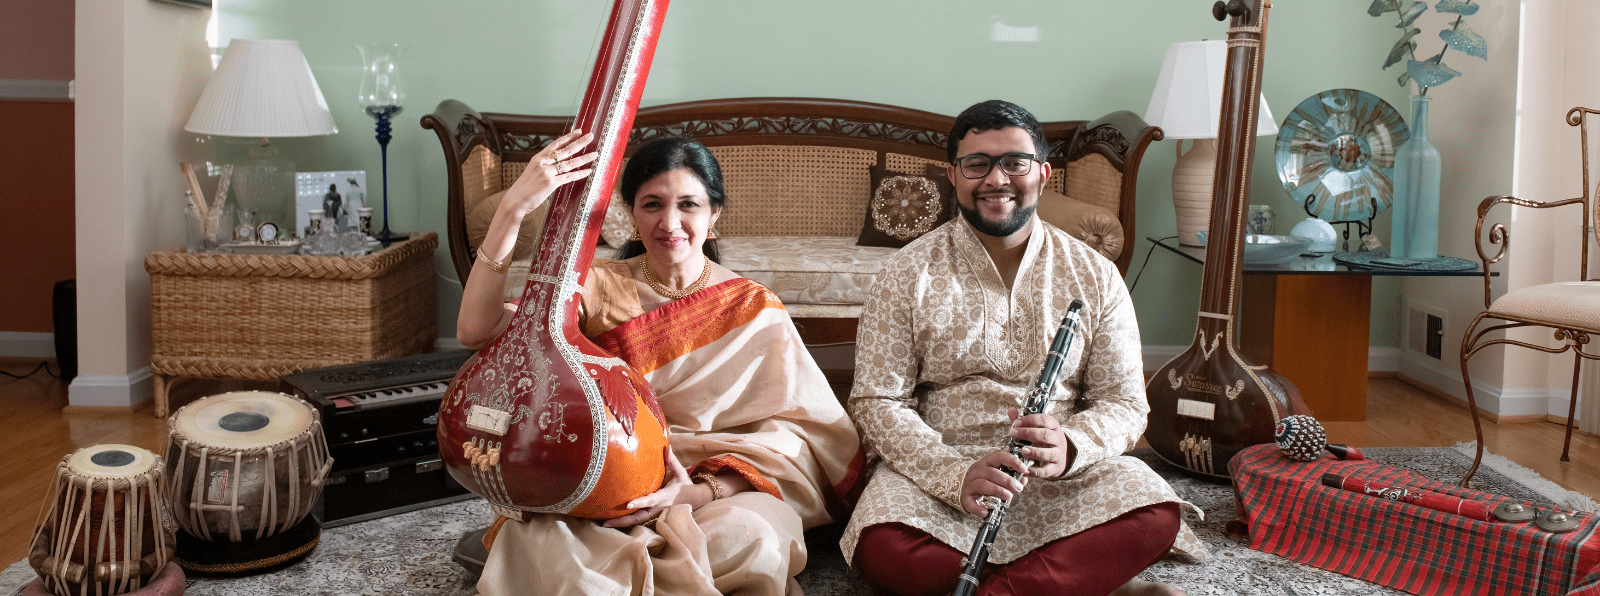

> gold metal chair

[{"left": 1459, "top": 106, "right": 1600, "bottom": 485}]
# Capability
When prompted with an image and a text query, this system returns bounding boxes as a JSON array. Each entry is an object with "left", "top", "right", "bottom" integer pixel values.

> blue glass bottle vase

[{"left": 1389, "top": 95, "right": 1442, "bottom": 260}]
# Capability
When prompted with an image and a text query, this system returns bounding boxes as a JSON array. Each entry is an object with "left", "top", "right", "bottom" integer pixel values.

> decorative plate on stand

[{"left": 1275, "top": 89, "right": 1409, "bottom": 223}]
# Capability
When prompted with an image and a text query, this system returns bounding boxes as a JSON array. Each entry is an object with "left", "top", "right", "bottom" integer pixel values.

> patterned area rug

[{"left": 5, "top": 443, "right": 1593, "bottom": 596}]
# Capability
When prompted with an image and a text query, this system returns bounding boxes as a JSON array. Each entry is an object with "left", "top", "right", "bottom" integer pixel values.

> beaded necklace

[{"left": 641, "top": 255, "right": 712, "bottom": 299}]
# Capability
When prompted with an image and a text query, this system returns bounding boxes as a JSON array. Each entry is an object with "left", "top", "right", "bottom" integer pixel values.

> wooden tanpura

[
  {"left": 1146, "top": 0, "right": 1311, "bottom": 478},
  {"left": 436, "top": 0, "right": 672, "bottom": 520}
]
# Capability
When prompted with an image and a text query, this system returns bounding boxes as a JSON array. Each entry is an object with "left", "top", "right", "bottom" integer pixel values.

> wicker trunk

[{"left": 145, "top": 233, "right": 439, "bottom": 416}]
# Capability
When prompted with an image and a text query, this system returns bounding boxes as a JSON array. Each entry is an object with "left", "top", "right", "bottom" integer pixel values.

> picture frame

[
  {"left": 295, "top": 171, "right": 367, "bottom": 239},
  {"left": 152, "top": 0, "right": 213, "bottom": 8}
]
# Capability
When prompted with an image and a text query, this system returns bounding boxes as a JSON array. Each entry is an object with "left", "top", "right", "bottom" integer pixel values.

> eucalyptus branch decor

[
  {"left": 1369, "top": 0, "right": 1489, "bottom": 95},
  {"left": 1366, "top": 0, "right": 1490, "bottom": 261}
]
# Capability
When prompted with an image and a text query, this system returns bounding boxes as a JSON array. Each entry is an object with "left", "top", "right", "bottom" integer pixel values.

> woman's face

[{"left": 631, "top": 168, "right": 720, "bottom": 265}]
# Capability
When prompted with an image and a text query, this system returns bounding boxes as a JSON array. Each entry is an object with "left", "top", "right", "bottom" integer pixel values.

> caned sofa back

[{"left": 423, "top": 97, "right": 1161, "bottom": 284}]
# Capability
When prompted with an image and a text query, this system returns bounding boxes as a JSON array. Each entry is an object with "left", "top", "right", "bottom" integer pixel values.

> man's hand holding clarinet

[{"left": 954, "top": 299, "right": 1085, "bottom": 596}]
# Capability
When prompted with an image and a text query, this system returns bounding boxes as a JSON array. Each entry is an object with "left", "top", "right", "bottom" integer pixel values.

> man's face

[{"left": 947, "top": 127, "right": 1051, "bottom": 240}]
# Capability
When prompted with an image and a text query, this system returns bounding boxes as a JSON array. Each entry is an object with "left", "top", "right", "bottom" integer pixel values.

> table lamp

[
  {"left": 185, "top": 39, "right": 336, "bottom": 244},
  {"left": 1145, "top": 39, "right": 1276, "bottom": 246}
]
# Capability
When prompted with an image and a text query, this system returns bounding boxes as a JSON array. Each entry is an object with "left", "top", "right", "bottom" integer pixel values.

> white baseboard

[
  {"left": 1142, "top": 345, "right": 1186, "bottom": 373},
  {"left": 67, "top": 367, "right": 153, "bottom": 408},
  {"left": 1368, "top": 347, "right": 1399, "bottom": 373},
  {"left": 0, "top": 332, "right": 55, "bottom": 359},
  {"left": 1396, "top": 351, "right": 1551, "bottom": 418},
  {"left": 1142, "top": 345, "right": 1401, "bottom": 374}
]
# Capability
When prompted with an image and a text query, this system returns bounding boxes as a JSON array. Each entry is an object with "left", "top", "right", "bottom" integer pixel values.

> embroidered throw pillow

[
  {"left": 599, "top": 191, "right": 633, "bottom": 250},
  {"left": 856, "top": 164, "right": 955, "bottom": 248}
]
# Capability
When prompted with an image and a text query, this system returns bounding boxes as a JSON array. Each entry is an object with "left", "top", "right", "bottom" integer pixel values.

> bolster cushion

[{"left": 1036, "top": 189, "right": 1123, "bottom": 263}]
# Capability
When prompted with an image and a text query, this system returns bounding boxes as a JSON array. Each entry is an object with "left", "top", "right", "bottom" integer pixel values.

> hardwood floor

[{"left": 2, "top": 358, "right": 1596, "bottom": 567}]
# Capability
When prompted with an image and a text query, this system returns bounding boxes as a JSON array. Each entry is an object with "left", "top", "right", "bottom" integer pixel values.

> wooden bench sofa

[{"left": 422, "top": 97, "right": 1160, "bottom": 352}]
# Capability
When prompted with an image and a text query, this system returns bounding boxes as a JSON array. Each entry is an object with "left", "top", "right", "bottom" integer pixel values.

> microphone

[
  {"left": 1274, "top": 414, "right": 1364, "bottom": 461},
  {"left": 1321, "top": 473, "right": 1494, "bottom": 522}
]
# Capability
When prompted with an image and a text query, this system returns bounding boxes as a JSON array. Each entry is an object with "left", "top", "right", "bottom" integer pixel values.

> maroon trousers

[{"left": 852, "top": 502, "right": 1180, "bottom": 596}]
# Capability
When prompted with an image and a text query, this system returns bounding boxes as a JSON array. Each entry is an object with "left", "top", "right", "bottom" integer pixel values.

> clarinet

[{"left": 953, "top": 298, "right": 1084, "bottom": 596}]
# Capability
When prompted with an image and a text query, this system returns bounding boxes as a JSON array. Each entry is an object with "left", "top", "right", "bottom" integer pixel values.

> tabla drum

[
  {"left": 28, "top": 444, "right": 176, "bottom": 596},
  {"left": 164, "top": 391, "right": 331, "bottom": 572}
]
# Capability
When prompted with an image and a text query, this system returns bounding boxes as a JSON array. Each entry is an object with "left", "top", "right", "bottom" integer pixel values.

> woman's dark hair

[{"left": 612, "top": 136, "right": 727, "bottom": 263}]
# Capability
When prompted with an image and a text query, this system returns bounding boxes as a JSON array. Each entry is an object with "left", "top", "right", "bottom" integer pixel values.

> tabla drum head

[
  {"left": 173, "top": 391, "right": 314, "bottom": 450},
  {"left": 66, "top": 444, "right": 157, "bottom": 478}
]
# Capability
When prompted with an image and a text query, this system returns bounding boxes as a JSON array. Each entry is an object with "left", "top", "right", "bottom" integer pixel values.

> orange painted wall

[{"left": 1, "top": 0, "right": 75, "bottom": 334}]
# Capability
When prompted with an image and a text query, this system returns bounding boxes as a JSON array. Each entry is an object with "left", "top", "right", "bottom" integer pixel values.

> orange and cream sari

[{"left": 477, "top": 260, "right": 864, "bottom": 596}]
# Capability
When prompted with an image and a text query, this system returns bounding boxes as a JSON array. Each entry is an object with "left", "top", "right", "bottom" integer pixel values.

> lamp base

[
  {"left": 1172, "top": 138, "right": 1218, "bottom": 246},
  {"left": 375, "top": 229, "right": 410, "bottom": 247}
]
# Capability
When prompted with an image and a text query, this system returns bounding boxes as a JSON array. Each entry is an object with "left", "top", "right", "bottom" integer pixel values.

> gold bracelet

[
  {"left": 477, "top": 247, "right": 511, "bottom": 274},
  {"left": 693, "top": 472, "right": 726, "bottom": 501}
]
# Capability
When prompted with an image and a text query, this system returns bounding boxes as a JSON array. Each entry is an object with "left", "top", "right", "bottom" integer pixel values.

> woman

[{"left": 458, "top": 132, "right": 864, "bottom": 596}]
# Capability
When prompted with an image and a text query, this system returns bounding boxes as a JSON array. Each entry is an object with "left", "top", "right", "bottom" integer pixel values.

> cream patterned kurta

[{"left": 842, "top": 217, "right": 1207, "bottom": 566}]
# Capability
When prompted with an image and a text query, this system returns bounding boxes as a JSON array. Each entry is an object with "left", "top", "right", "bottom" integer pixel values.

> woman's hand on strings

[
  {"left": 603, "top": 445, "right": 695, "bottom": 528},
  {"left": 500, "top": 129, "right": 599, "bottom": 219}
]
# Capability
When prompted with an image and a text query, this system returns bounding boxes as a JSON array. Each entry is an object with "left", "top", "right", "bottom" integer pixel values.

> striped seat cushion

[{"left": 1487, "top": 281, "right": 1600, "bottom": 332}]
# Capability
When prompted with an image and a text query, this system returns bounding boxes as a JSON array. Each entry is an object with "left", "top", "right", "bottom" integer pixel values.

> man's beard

[{"left": 959, "top": 192, "right": 1037, "bottom": 238}]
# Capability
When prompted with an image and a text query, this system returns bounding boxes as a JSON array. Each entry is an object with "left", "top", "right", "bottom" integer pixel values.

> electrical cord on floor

[
  {"left": 1127, "top": 236, "right": 1176, "bottom": 295},
  {"left": 0, "top": 360, "right": 59, "bottom": 380}
]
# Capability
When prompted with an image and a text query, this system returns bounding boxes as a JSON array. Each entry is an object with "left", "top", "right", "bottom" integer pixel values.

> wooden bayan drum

[
  {"left": 28, "top": 444, "right": 176, "bottom": 596},
  {"left": 164, "top": 391, "right": 331, "bottom": 572}
]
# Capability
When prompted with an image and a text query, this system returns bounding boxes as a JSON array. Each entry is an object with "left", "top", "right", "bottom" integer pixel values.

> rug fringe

[{"left": 1452, "top": 442, "right": 1600, "bottom": 512}]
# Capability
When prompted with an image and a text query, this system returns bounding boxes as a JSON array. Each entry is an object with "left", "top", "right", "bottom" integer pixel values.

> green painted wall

[{"left": 214, "top": 0, "right": 1449, "bottom": 347}]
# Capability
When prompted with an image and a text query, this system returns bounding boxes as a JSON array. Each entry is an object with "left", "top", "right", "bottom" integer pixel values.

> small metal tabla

[
  {"left": 1535, "top": 510, "right": 1581, "bottom": 534},
  {"left": 1492, "top": 501, "right": 1536, "bottom": 522}
]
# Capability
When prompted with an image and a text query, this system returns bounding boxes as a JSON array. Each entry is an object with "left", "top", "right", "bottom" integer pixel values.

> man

[{"left": 843, "top": 100, "right": 1204, "bottom": 596}]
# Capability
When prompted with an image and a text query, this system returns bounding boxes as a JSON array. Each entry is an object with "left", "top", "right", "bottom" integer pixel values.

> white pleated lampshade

[
  {"left": 185, "top": 39, "right": 337, "bottom": 137},
  {"left": 1144, "top": 40, "right": 1276, "bottom": 140}
]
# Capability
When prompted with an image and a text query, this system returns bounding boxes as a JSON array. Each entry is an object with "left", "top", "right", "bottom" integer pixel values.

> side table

[
  {"left": 1147, "top": 237, "right": 1487, "bottom": 421},
  {"left": 145, "top": 233, "right": 439, "bottom": 417}
]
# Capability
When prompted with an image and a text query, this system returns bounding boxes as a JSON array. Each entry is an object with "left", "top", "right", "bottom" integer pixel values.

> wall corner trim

[{"left": 67, "top": 367, "right": 154, "bottom": 408}]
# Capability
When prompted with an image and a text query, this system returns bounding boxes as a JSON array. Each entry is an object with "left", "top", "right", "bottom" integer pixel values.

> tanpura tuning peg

[{"left": 1213, "top": 0, "right": 1249, "bottom": 21}]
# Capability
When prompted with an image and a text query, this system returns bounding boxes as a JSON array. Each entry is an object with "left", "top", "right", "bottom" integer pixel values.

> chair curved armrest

[
  {"left": 1472, "top": 194, "right": 1587, "bottom": 307},
  {"left": 422, "top": 99, "right": 492, "bottom": 284}
]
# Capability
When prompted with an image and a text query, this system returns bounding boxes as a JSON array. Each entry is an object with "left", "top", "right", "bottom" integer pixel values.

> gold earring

[
  {"left": 707, "top": 227, "right": 719, "bottom": 240},
  {"left": 628, "top": 226, "right": 641, "bottom": 242}
]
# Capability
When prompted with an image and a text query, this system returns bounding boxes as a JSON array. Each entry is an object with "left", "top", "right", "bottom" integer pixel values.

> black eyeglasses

[{"left": 952, "top": 152, "right": 1042, "bottom": 179}]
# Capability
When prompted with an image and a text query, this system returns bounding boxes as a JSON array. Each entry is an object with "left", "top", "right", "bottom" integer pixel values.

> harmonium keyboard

[{"left": 279, "top": 349, "right": 477, "bottom": 527}]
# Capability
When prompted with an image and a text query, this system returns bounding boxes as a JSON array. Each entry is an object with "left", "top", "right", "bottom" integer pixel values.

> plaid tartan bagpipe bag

[{"left": 1229, "top": 443, "right": 1600, "bottom": 595}]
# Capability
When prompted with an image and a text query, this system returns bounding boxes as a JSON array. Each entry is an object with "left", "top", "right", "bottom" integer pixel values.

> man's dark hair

[
  {"left": 614, "top": 136, "right": 726, "bottom": 263},
  {"left": 946, "top": 100, "right": 1048, "bottom": 164}
]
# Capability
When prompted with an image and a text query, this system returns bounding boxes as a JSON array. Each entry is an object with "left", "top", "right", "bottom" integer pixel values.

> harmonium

[{"left": 279, "top": 349, "right": 477, "bottom": 527}]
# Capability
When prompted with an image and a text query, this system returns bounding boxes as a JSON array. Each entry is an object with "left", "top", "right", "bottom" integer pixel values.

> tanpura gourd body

[{"left": 436, "top": 0, "right": 673, "bottom": 519}]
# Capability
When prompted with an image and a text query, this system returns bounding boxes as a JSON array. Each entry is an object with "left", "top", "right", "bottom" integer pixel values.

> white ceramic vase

[{"left": 1172, "top": 138, "right": 1218, "bottom": 246}]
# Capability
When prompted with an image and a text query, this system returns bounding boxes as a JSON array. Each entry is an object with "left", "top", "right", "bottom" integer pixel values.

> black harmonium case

[{"left": 279, "top": 349, "right": 478, "bottom": 527}]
